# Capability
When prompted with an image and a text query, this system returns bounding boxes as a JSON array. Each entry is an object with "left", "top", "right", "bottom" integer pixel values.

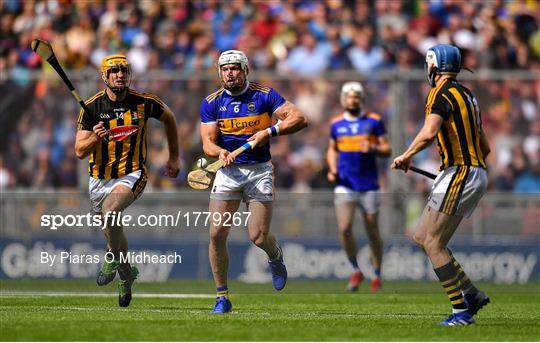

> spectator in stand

[
  {"left": 0, "top": 0, "right": 537, "bottom": 190},
  {"left": 348, "top": 24, "right": 384, "bottom": 73},
  {"left": 284, "top": 31, "right": 330, "bottom": 76}
]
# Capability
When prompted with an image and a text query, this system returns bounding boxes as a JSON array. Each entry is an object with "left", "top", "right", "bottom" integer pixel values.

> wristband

[{"left": 266, "top": 124, "right": 280, "bottom": 138}]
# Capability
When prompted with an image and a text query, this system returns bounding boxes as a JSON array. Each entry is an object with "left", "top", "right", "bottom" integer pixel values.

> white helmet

[
  {"left": 218, "top": 50, "right": 249, "bottom": 74},
  {"left": 340, "top": 81, "right": 364, "bottom": 107}
]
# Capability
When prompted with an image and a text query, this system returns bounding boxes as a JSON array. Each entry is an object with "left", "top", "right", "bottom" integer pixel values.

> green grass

[{"left": 1, "top": 280, "right": 539, "bottom": 341}]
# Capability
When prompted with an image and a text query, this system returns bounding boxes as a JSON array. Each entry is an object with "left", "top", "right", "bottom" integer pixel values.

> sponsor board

[{"left": 0, "top": 237, "right": 538, "bottom": 283}]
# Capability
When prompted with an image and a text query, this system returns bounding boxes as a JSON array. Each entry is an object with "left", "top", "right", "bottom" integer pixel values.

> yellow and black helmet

[{"left": 100, "top": 54, "right": 132, "bottom": 92}]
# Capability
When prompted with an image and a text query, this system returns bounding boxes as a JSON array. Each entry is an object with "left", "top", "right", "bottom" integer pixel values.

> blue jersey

[
  {"left": 330, "top": 112, "right": 387, "bottom": 191},
  {"left": 200, "top": 82, "right": 286, "bottom": 164}
]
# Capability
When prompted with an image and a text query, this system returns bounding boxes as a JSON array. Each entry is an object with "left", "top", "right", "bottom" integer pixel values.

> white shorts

[
  {"left": 210, "top": 162, "right": 274, "bottom": 203},
  {"left": 428, "top": 165, "right": 487, "bottom": 218},
  {"left": 88, "top": 170, "right": 147, "bottom": 213},
  {"left": 334, "top": 186, "right": 380, "bottom": 214}
]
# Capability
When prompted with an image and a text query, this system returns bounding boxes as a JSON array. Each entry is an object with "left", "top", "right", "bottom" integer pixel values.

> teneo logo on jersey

[
  {"left": 336, "top": 135, "right": 375, "bottom": 152},
  {"left": 218, "top": 114, "right": 271, "bottom": 135},
  {"left": 108, "top": 125, "right": 139, "bottom": 141}
]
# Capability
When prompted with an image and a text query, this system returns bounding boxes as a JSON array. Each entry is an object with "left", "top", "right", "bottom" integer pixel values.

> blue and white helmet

[
  {"left": 426, "top": 44, "right": 461, "bottom": 73},
  {"left": 425, "top": 44, "right": 461, "bottom": 86}
]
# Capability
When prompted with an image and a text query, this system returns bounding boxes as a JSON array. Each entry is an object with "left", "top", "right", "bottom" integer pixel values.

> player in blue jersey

[
  {"left": 326, "top": 82, "right": 391, "bottom": 293},
  {"left": 200, "top": 50, "right": 308, "bottom": 313}
]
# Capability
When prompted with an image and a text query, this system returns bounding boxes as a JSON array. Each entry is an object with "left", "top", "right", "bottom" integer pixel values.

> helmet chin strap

[{"left": 428, "top": 67, "right": 438, "bottom": 87}]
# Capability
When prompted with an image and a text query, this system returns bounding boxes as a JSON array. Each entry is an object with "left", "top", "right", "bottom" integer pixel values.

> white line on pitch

[{"left": 0, "top": 292, "right": 214, "bottom": 298}]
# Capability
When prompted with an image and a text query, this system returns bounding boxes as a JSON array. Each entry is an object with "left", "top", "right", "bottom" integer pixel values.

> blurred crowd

[{"left": 0, "top": 0, "right": 539, "bottom": 193}]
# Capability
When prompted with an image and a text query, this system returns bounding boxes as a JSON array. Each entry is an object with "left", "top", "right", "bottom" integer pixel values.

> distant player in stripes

[
  {"left": 327, "top": 82, "right": 391, "bottom": 293},
  {"left": 392, "top": 44, "right": 491, "bottom": 326},
  {"left": 200, "top": 50, "right": 307, "bottom": 313},
  {"left": 75, "top": 54, "right": 180, "bottom": 307}
]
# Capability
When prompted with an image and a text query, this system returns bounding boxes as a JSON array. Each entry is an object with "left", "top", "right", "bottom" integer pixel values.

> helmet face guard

[
  {"left": 101, "top": 54, "right": 132, "bottom": 93},
  {"left": 217, "top": 50, "right": 249, "bottom": 90},
  {"left": 425, "top": 45, "right": 461, "bottom": 87}
]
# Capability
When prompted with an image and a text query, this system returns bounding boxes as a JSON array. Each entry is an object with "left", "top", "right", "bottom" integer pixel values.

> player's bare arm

[
  {"left": 326, "top": 139, "right": 338, "bottom": 182},
  {"left": 74, "top": 122, "right": 107, "bottom": 159},
  {"left": 159, "top": 105, "right": 180, "bottom": 177},
  {"left": 373, "top": 135, "right": 392, "bottom": 157},
  {"left": 200, "top": 123, "right": 235, "bottom": 166},
  {"left": 247, "top": 101, "right": 308, "bottom": 148},
  {"left": 273, "top": 101, "right": 308, "bottom": 134},
  {"left": 391, "top": 114, "right": 442, "bottom": 171}
]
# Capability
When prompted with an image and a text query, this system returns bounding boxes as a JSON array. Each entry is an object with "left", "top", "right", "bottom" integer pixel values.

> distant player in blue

[
  {"left": 200, "top": 50, "right": 308, "bottom": 313},
  {"left": 326, "top": 82, "right": 391, "bottom": 293}
]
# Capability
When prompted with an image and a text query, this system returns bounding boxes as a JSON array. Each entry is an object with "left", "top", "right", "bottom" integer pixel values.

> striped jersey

[
  {"left": 200, "top": 82, "right": 285, "bottom": 164},
  {"left": 330, "top": 112, "right": 387, "bottom": 191},
  {"left": 425, "top": 79, "right": 487, "bottom": 171},
  {"left": 77, "top": 89, "right": 165, "bottom": 179}
]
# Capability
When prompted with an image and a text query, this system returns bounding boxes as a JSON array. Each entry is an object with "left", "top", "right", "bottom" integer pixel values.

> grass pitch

[{"left": 1, "top": 280, "right": 539, "bottom": 341}]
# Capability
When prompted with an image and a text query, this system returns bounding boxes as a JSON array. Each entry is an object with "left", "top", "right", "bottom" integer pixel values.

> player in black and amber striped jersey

[
  {"left": 77, "top": 88, "right": 167, "bottom": 179},
  {"left": 424, "top": 75, "right": 487, "bottom": 171},
  {"left": 392, "top": 45, "right": 491, "bottom": 326},
  {"left": 75, "top": 54, "right": 180, "bottom": 307}
]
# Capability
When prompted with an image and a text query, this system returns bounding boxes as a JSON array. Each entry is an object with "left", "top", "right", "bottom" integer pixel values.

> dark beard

[
  {"left": 222, "top": 76, "right": 246, "bottom": 93},
  {"left": 346, "top": 107, "right": 360, "bottom": 116},
  {"left": 224, "top": 83, "right": 243, "bottom": 92},
  {"left": 110, "top": 86, "right": 128, "bottom": 94}
]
